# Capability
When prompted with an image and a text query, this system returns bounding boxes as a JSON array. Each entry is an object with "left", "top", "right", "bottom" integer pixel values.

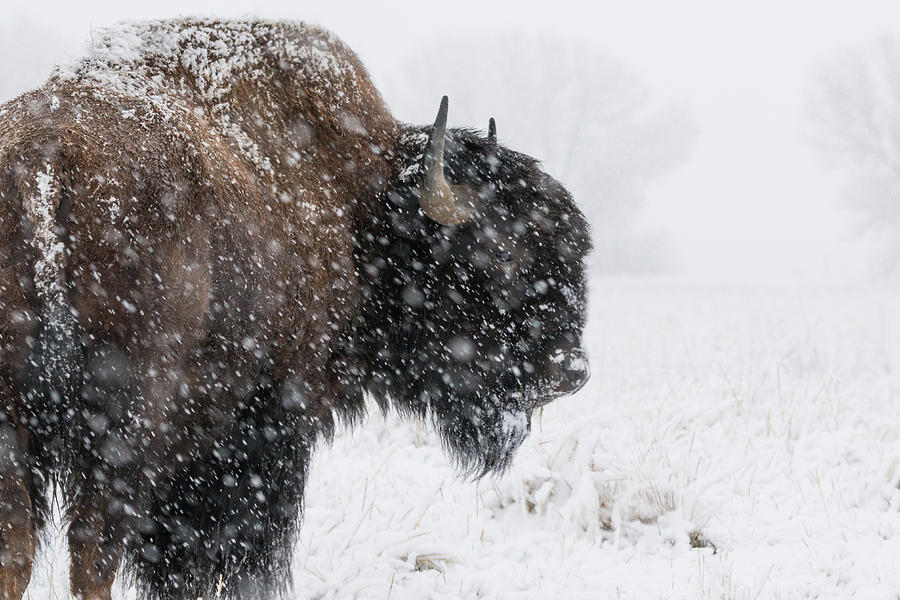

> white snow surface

[{"left": 25, "top": 279, "right": 900, "bottom": 599}]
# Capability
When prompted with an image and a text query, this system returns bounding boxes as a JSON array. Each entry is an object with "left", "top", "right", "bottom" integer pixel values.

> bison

[{"left": 0, "top": 18, "right": 591, "bottom": 600}]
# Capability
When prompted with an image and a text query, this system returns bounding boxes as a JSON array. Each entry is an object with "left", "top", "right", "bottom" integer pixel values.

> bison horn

[
  {"left": 488, "top": 117, "right": 497, "bottom": 143},
  {"left": 419, "top": 96, "right": 475, "bottom": 226}
]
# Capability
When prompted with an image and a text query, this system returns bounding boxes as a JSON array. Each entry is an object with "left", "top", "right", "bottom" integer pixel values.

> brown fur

[{"left": 0, "top": 18, "right": 399, "bottom": 599}]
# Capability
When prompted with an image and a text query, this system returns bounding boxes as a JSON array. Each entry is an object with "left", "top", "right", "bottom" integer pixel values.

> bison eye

[{"left": 495, "top": 249, "right": 514, "bottom": 263}]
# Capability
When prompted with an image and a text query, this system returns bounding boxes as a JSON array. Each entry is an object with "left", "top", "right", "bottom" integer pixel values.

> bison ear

[
  {"left": 488, "top": 117, "right": 497, "bottom": 144},
  {"left": 418, "top": 96, "right": 475, "bottom": 226}
]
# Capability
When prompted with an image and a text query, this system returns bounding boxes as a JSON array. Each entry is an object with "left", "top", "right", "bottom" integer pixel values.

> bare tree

[
  {"left": 809, "top": 37, "right": 900, "bottom": 270},
  {"left": 381, "top": 35, "right": 696, "bottom": 274}
]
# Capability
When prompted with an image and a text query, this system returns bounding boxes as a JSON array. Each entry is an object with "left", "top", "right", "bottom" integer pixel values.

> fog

[{"left": 4, "top": 0, "right": 899, "bottom": 284}]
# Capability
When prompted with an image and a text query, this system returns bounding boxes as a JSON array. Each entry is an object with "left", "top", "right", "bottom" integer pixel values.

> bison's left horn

[
  {"left": 488, "top": 117, "right": 497, "bottom": 143},
  {"left": 419, "top": 96, "right": 475, "bottom": 226}
]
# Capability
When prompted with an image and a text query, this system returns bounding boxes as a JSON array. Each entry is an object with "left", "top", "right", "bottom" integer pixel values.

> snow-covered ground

[{"left": 27, "top": 278, "right": 900, "bottom": 599}]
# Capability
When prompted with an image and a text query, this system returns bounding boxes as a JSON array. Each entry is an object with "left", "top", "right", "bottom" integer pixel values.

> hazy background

[{"left": 3, "top": 0, "right": 899, "bottom": 285}]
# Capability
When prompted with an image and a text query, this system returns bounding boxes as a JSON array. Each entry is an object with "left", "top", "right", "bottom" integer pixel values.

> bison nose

[
  {"left": 549, "top": 347, "right": 590, "bottom": 397},
  {"left": 558, "top": 356, "right": 590, "bottom": 395}
]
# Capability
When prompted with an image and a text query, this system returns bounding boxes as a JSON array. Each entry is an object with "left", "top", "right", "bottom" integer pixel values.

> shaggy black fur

[
  {"left": 126, "top": 375, "right": 315, "bottom": 600},
  {"left": 355, "top": 125, "right": 591, "bottom": 476}
]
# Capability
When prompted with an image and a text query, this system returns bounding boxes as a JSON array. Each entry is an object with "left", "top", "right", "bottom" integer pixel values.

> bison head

[{"left": 355, "top": 96, "right": 591, "bottom": 476}]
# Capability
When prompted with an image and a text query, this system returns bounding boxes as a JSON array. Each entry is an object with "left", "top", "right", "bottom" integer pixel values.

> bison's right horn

[
  {"left": 488, "top": 117, "right": 497, "bottom": 144},
  {"left": 418, "top": 96, "right": 475, "bottom": 226}
]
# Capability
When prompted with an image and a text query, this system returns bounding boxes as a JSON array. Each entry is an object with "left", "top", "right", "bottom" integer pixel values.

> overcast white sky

[{"left": 4, "top": 0, "right": 899, "bottom": 285}]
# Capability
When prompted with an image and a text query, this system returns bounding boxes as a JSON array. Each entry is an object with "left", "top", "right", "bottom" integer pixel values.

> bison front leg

[
  {"left": 0, "top": 421, "right": 35, "bottom": 600},
  {"left": 67, "top": 497, "right": 125, "bottom": 600},
  {"left": 66, "top": 436, "right": 135, "bottom": 600},
  {"left": 65, "top": 345, "right": 137, "bottom": 600}
]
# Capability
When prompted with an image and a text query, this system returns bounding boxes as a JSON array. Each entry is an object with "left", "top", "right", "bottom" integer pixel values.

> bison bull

[{"left": 0, "top": 18, "right": 591, "bottom": 600}]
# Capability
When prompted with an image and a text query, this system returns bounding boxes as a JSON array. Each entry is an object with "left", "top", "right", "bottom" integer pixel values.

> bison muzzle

[{"left": 0, "top": 18, "right": 591, "bottom": 600}]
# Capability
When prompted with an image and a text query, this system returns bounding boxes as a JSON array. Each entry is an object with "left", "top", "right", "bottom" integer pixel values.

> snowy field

[{"left": 24, "top": 278, "right": 900, "bottom": 599}]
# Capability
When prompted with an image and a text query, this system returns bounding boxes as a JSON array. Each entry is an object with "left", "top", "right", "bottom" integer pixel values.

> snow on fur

[
  {"left": 24, "top": 164, "right": 64, "bottom": 304},
  {"left": 50, "top": 19, "right": 366, "bottom": 176}
]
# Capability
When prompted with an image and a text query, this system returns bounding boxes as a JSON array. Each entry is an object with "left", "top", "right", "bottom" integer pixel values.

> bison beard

[{"left": 0, "top": 18, "right": 591, "bottom": 600}]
